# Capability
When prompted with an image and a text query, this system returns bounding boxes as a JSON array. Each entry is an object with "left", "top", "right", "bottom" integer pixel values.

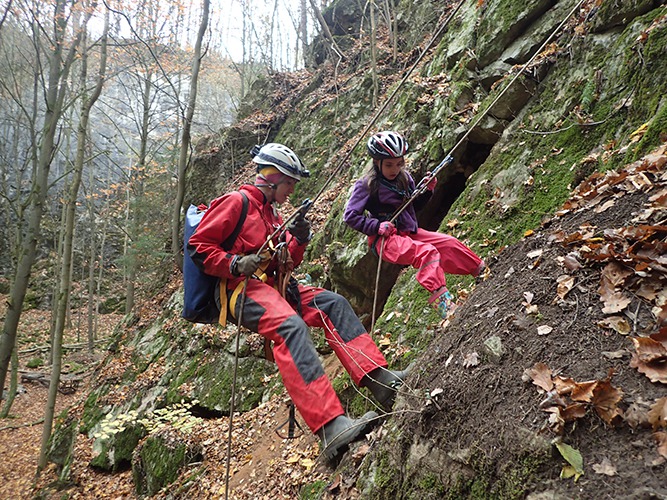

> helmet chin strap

[{"left": 255, "top": 175, "right": 279, "bottom": 204}]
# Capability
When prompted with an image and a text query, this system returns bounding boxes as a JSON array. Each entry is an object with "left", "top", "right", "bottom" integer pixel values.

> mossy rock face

[
  {"left": 90, "top": 423, "right": 145, "bottom": 472},
  {"left": 475, "top": 0, "right": 554, "bottom": 68},
  {"left": 166, "top": 348, "right": 275, "bottom": 413},
  {"left": 47, "top": 409, "right": 79, "bottom": 484},
  {"left": 132, "top": 428, "right": 203, "bottom": 496},
  {"left": 591, "top": 0, "right": 659, "bottom": 32}
]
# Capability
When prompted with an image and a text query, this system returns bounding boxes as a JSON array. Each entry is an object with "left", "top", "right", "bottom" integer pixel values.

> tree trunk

[
  {"left": 309, "top": 0, "right": 342, "bottom": 59},
  {"left": 0, "top": 348, "right": 18, "bottom": 418},
  {"left": 86, "top": 166, "right": 96, "bottom": 352},
  {"left": 370, "top": 0, "right": 379, "bottom": 107},
  {"left": 171, "top": 0, "right": 210, "bottom": 270},
  {"left": 38, "top": 5, "right": 108, "bottom": 471},
  {"left": 300, "top": 0, "right": 308, "bottom": 67}
]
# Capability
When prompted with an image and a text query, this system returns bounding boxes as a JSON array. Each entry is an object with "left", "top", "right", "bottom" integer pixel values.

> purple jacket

[{"left": 344, "top": 173, "right": 430, "bottom": 235}]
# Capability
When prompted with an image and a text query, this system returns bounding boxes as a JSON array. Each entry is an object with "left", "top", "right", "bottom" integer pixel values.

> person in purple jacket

[{"left": 343, "top": 131, "right": 485, "bottom": 318}]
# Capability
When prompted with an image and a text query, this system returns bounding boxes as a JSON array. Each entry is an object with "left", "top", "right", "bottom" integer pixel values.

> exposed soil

[{"left": 378, "top": 148, "right": 667, "bottom": 498}]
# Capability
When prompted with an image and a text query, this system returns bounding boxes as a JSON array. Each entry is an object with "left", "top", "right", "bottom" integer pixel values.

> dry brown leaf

[
  {"left": 545, "top": 406, "right": 565, "bottom": 435},
  {"left": 600, "top": 290, "right": 632, "bottom": 314},
  {"left": 601, "top": 262, "right": 633, "bottom": 287},
  {"left": 648, "top": 397, "right": 667, "bottom": 430},
  {"left": 562, "top": 403, "right": 588, "bottom": 422},
  {"left": 597, "top": 316, "right": 631, "bottom": 335},
  {"left": 571, "top": 380, "right": 598, "bottom": 402},
  {"left": 630, "top": 335, "right": 667, "bottom": 364},
  {"left": 625, "top": 402, "right": 651, "bottom": 429},
  {"left": 556, "top": 275, "right": 575, "bottom": 300},
  {"left": 655, "top": 431, "right": 667, "bottom": 459},
  {"left": 463, "top": 352, "right": 479, "bottom": 368},
  {"left": 539, "top": 389, "right": 567, "bottom": 409},
  {"left": 562, "top": 253, "right": 582, "bottom": 271},
  {"left": 553, "top": 376, "right": 578, "bottom": 396},
  {"left": 592, "top": 457, "right": 617, "bottom": 476},
  {"left": 525, "top": 362, "right": 554, "bottom": 392},
  {"left": 592, "top": 378, "right": 624, "bottom": 425}
]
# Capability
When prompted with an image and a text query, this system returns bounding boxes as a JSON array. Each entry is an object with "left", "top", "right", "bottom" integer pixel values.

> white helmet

[
  {"left": 251, "top": 143, "right": 310, "bottom": 180},
  {"left": 367, "top": 131, "right": 408, "bottom": 160}
]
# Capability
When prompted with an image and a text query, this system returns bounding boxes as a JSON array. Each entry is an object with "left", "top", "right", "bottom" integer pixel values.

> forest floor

[{"left": 1, "top": 145, "right": 666, "bottom": 499}]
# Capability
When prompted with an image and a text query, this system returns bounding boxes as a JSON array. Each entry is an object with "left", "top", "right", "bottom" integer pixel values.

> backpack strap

[{"left": 221, "top": 191, "right": 249, "bottom": 251}]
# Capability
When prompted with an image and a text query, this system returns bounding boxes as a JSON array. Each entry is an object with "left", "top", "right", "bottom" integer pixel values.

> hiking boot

[
  {"left": 363, "top": 366, "right": 411, "bottom": 412},
  {"left": 429, "top": 287, "right": 457, "bottom": 319},
  {"left": 317, "top": 411, "right": 379, "bottom": 460}
]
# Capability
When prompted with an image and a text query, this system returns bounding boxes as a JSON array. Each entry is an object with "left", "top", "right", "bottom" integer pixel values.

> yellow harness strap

[{"left": 218, "top": 278, "right": 228, "bottom": 326}]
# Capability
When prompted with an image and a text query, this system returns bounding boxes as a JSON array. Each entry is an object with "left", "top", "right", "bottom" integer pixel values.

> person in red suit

[{"left": 188, "top": 143, "right": 408, "bottom": 460}]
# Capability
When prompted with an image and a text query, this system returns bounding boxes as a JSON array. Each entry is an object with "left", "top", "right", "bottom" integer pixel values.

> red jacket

[{"left": 188, "top": 184, "right": 306, "bottom": 283}]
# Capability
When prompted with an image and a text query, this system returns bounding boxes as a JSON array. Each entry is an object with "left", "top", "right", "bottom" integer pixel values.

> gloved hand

[
  {"left": 425, "top": 172, "right": 437, "bottom": 191},
  {"left": 232, "top": 254, "right": 263, "bottom": 276},
  {"left": 288, "top": 217, "right": 312, "bottom": 244},
  {"left": 378, "top": 221, "right": 396, "bottom": 237}
]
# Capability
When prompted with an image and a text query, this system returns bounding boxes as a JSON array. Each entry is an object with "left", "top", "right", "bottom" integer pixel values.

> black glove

[
  {"left": 288, "top": 217, "right": 311, "bottom": 244},
  {"left": 232, "top": 254, "right": 263, "bottom": 276}
]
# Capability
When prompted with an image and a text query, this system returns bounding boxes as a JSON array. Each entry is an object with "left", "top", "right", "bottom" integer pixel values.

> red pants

[
  {"left": 230, "top": 279, "right": 387, "bottom": 433},
  {"left": 370, "top": 228, "right": 483, "bottom": 293}
]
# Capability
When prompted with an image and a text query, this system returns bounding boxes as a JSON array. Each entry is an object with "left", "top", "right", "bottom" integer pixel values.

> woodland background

[{"left": 0, "top": 0, "right": 336, "bottom": 478}]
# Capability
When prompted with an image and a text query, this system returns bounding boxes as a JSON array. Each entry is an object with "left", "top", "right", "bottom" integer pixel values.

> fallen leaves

[
  {"left": 525, "top": 358, "right": 667, "bottom": 466},
  {"left": 524, "top": 364, "right": 624, "bottom": 433},
  {"left": 629, "top": 328, "right": 667, "bottom": 384},
  {"left": 592, "top": 457, "right": 617, "bottom": 476}
]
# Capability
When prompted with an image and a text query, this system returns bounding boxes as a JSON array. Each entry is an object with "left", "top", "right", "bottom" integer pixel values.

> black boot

[
  {"left": 317, "top": 411, "right": 378, "bottom": 460},
  {"left": 363, "top": 367, "right": 410, "bottom": 412}
]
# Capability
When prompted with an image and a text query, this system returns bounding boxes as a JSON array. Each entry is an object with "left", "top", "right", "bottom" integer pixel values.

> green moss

[
  {"left": 80, "top": 390, "right": 104, "bottom": 434},
  {"left": 366, "top": 453, "right": 401, "bottom": 498},
  {"left": 300, "top": 480, "right": 327, "bottom": 499},
  {"left": 133, "top": 435, "right": 188, "bottom": 496},
  {"left": 27, "top": 357, "right": 44, "bottom": 368},
  {"left": 416, "top": 473, "right": 446, "bottom": 495},
  {"left": 166, "top": 351, "right": 273, "bottom": 413},
  {"left": 90, "top": 424, "right": 144, "bottom": 471}
]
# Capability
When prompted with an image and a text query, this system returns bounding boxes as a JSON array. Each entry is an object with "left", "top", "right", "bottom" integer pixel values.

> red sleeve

[
  {"left": 187, "top": 192, "right": 245, "bottom": 279},
  {"left": 287, "top": 235, "right": 306, "bottom": 267}
]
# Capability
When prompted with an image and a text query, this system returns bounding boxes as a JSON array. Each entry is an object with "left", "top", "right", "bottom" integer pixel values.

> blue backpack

[{"left": 182, "top": 192, "right": 249, "bottom": 323}]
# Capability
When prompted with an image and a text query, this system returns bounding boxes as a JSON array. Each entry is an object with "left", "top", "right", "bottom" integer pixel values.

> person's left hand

[
  {"left": 288, "top": 217, "right": 312, "bottom": 244},
  {"left": 425, "top": 172, "right": 437, "bottom": 191}
]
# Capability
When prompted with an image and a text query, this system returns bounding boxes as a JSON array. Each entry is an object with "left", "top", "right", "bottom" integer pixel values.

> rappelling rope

[
  {"left": 369, "top": 0, "right": 587, "bottom": 332},
  {"left": 224, "top": 276, "right": 249, "bottom": 500},
  {"left": 223, "top": 1, "right": 468, "bottom": 490},
  {"left": 389, "top": 0, "right": 587, "bottom": 224}
]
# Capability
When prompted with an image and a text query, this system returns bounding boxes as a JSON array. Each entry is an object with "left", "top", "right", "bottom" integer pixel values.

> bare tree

[
  {"left": 38, "top": 2, "right": 109, "bottom": 471},
  {"left": 171, "top": 0, "right": 210, "bottom": 265},
  {"left": 309, "top": 0, "right": 342, "bottom": 59},
  {"left": 370, "top": 0, "right": 379, "bottom": 107}
]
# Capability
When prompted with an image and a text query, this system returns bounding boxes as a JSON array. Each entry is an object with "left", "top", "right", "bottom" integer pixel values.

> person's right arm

[
  {"left": 343, "top": 179, "right": 381, "bottom": 236},
  {"left": 187, "top": 192, "right": 245, "bottom": 279}
]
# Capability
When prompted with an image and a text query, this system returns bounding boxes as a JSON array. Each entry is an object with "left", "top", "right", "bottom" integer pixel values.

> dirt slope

[{"left": 361, "top": 146, "right": 667, "bottom": 498}]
